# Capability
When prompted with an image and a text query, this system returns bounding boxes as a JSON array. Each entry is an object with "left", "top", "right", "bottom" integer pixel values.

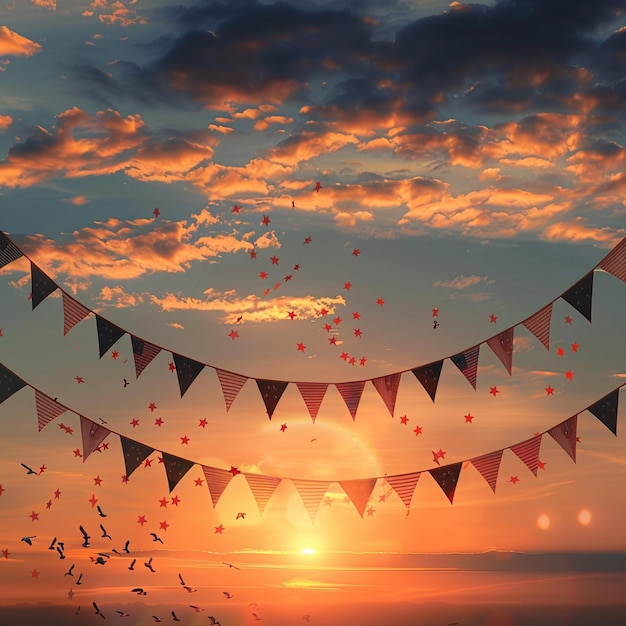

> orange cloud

[
  {"left": 0, "top": 114, "right": 12, "bottom": 130},
  {"left": 31, "top": 0, "right": 56, "bottom": 8},
  {"left": 0, "top": 26, "right": 42, "bottom": 57},
  {"left": 542, "top": 218, "right": 625, "bottom": 247},
  {"left": 61, "top": 195, "right": 90, "bottom": 206},
  {"left": 82, "top": 0, "right": 148, "bottom": 27},
  {"left": 433, "top": 275, "right": 495, "bottom": 290},
  {"left": 253, "top": 115, "right": 294, "bottom": 132}
]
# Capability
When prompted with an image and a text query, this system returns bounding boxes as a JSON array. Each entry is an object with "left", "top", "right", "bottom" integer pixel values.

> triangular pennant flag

[
  {"left": 450, "top": 345, "right": 480, "bottom": 390},
  {"left": 243, "top": 473, "right": 282, "bottom": 515},
  {"left": 561, "top": 271, "right": 594, "bottom": 322},
  {"left": 79, "top": 416, "right": 111, "bottom": 462},
  {"left": 62, "top": 291, "right": 91, "bottom": 336},
  {"left": 338, "top": 477, "right": 378, "bottom": 518},
  {"left": 587, "top": 389, "right": 619, "bottom": 435},
  {"left": 0, "top": 363, "right": 27, "bottom": 404},
  {"left": 34, "top": 389, "right": 68, "bottom": 431},
  {"left": 173, "top": 353, "right": 205, "bottom": 398},
  {"left": 202, "top": 466, "right": 234, "bottom": 508},
  {"left": 0, "top": 231, "right": 24, "bottom": 269},
  {"left": 521, "top": 303, "right": 552, "bottom": 351},
  {"left": 296, "top": 382, "right": 329, "bottom": 423},
  {"left": 429, "top": 462, "right": 463, "bottom": 504},
  {"left": 162, "top": 452, "right": 195, "bottom": 493},
  {"left": 95, "top": 315, "right": 125, "bottom": 359},
  {"left": 470, "top": 449, "right": 503, "bottom": 493},
  {"left": 215, "top": 368, "right": 249, "bottom": 412},
  {"left": 486, "top": 327, "right": 514, "bottom": 375},
  {"left": 385, "top": 472, "right": 421, "bottom": 511},
  {"left": 120, "top": 436, "right": 154, "bottom": 478},
  {"left": 598, "top": 236, "right": 626, "bottom": 283},
  {"left": 371, "top": 373, "right": 402, "bottom": 417},
  {"left": 510, "top": 435, "right": 542, "bottom": 476},
  {"left": 291, "top": 478, "right": 330, "bottom": 524},
  {"left": 31, "top": 262, "right": 58, "bottom": 310},
  {"left": 256, "top": 379, "right": 288, "bottom": 419},
  {"left": 131, "top": 335, "right": 161, "bottom": 379},
  {"left": 548, "top": 415, "right": 578, "bottom": 462},
  {"left": 411, "top": 360, "right": 443, "bottom": 402},
  {"left": 335, "top": 380, "right": 366, "bottom": 420}
]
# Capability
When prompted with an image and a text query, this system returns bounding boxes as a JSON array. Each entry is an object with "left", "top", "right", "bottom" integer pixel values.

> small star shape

[
  {"left": 328, "top": 336, "right": 337, "bottom": 345},
  {"left": 353, "top": 328, "right": 362, "bottom": 337},
  {"left": 359, "top": 356, "right": 367, "bottom": 366},
  {"left": 137, "top": 515, "right": 147, "bottom": 526},
  {"left": 413, "top": 425, "right": 423, "bottom": 436},
  {"left": 352, "top": 311, "right": 361, "bottom": 320},
  {"left": 352, "top": 249, "right": 360, "bottom": 256},
  {"left": 259, "top": 271, "right": 268, "bottom": 279},
  {"left": 565, "top": 370, "right": 574, "bottom": 380},
  {"left": 153, "top": 207, "right": 160, "bottom": 217},
  {"left": 144, "top": 458, "right": 152, "bottom": 468},
  {"left": 376, "top": 298, "right": 384, "bottom": 306},
  {"left": 194, "top": 477, "right": 203, "bottom": 486},
  {"left": 293, "top": 264, "right": 300, "bottom": 271},
  {"left": 93, "top": 476, "right": 103, "bottom": 486},
  {"left": 366, "top": 506, "right": 375, "bottom": 517},
  {"left": 249, "top": 249, "right": 257, "bottom": 259},
  {"left": 232, "top": 204, "right": 241, "bottom": 214},
  {"left": 180, "top": 435, "right": 190, "bottom": 445},
  {"left": 130, "top": 418, "right": 140, "bottom": 427},
  {"left": 29, "top": 510, "right": 40, "bottom": 522},
  {"left": 287, "top": 311, "right": 296, "bottom": 319},
  {"left": 171, "top": 495, "right": 181, "bottom": 506},
  {"left": 155, "top": 417, "right": 164, "bottom": 427},
  {"left": 45, "top": 499, "right": 52, "bottom": 509},
  {"left": 399, "top": 415, "right": 409, "bottom": 425},
  {"left": 557, "top": 347, "right": 565, "bottom": 357},
  {"left": 88, "top": 493, "right": 98, "bottom": 508},
  {"left": 349, "top": 356, "right": 356, "bottom": 365},
  {"left": 229, "top": 466, "right": 240, "bottom": 476},
  {"left": 75, "top": 376, "right": 84, "bottom": 384},
  {"left": 198, "top": 418, "right": 208, "bottom": 428},
  {"left": 571, "top": 342, "right": 580, "bottom": 353},
  {"left": 159, "top": 497, "right": 168, "bottom": 508},
  {"left": 159, "top": 520, "right": 170, "bottom": 531},
  {"left": 340, "top": 352, "right": 349, "bottom": 361},
  {"left": 304, "top": 236, "right": 312, "bottom": 244},
  {"left": 168, "top": 361, "right": 176, "bottom": 372},
  {"left": 121, "top": 475, "right": 129, "bottom": 484},
  {"left": 270, "top": 255, "right": 279, "bottom": 265},
  {"left": 297, "top": 342, "right": 306, "bottom": 352},
  {"left": 432, "top": 307, "right": 438, "bottom": 317},
  {"left": 280, "top": 423, "right": 287, "bottom": 432},
  {"left": 53, "top": 488, "right": 61, "bottom": 499},
  {"left": 464, "top": 413, "right": 474, "bottom": 423},
  {"left": 333, "top": 316, "right": 342, "bottom": 325},
  {"left": 343, "top": 282, "right": 352, "bottom": 290},
  {"left": 324, "top": 323, "right": 333, "bottom": 332},
  {"left": 214, "top": 524, "right": 225, "bottom": 534},
  {"left": 2, "top": 548, "right": 9, "bottom": 559},
  {"left": 545, "top": 385, "right": 555, "bottom": 396},
  {"left": 111, "top": 350, "right": 119, "bottom": 359},
  {"left": 489, "top": 386, "right": 499, "bottom": 397},
  {"left": 489, "top": 313, "right": 497, "bottom": 323},
  {"left": 284, "top": 274, "right": 292, "bottom": 281},
  {"left": 565, "top": 315, "right": 572, "bottom": 324},
  {"left": 31, "top": 569, "right": 39, "bottom": 579},
  {"left": 538, "top": 460, "right": 547, "bottom": 470},
  {"left": 509, "top": 476, "right": 519, "bottom": 484},
  {"left": 261, "top": 215, "right": 271, "bottom": 226},
  {"left": 228, "top": 329, "right": 239, "bottom": 340},
  {"left": 73, "top": 448, "right": 82, "bottom": 458},
  {"left": 38, "top": 464, "right": 46, "bottom": 475},
  {"left": 319, "top": 308, "right": 329, "bottom": 316},
  {"left": 148, "top": 402, "right": 157, "bottom": 412}
]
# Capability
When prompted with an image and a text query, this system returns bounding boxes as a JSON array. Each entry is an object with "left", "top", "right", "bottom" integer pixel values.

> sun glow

[{"left": 300, "top": 548, "right": 316, "bottom": 555}]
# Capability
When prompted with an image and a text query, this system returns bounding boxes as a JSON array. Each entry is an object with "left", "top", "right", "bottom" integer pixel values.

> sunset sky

[{"left": 2, "top": 0, "right": 626, "bottom": 623}]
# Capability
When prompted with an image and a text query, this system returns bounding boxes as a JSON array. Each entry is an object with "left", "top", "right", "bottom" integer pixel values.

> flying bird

[
  {"left": 48, "top": 537, "right": 57, "bottom": 550},
  {"left": 123, "top": 379, "right": 130, "bottom": 388},
  {"left": 92, "top": 601, "right": 105, "bottom": 619},
  {"left": 171, "top": 611, "right": 181, "bottom": 622},
  {"left": 98, "top": 417, "right": 107, "bottom": 424},
  {"left": 21, "top": 536, "right": 36, "bottom": 546},
  {"left": 252, "top": 613, "right": 263, "bottom": 621},
  {"left": 112, "top": 549, "right": 122, "bottom": 556},
  {"left": 144, "top": 557, "right": 155, "bottom": 573},
  {"left": 97, "top": 505, "right": 107, "bottom": 518},
  {"left": 128, "top": 558, "right": 136, "bottom": 571},
  {"left": 21, "top": 463, "right": 37, "bottom": 475},
  {"left": 56, "top": 545, "right": 66, "bottom": 559},
  {"left": 189, "top": 605, "right": 204, "bottom": 612},
  {"left": 116, "top": 611, "right": 131, "bottom": 618},
  {"left": 100, "top": 524, "right": 112, "bottom": 540},
  {"left": 149, "top": 532, "right": 163, "bottom": 544},
  {"left": 235, "top": 512, "right": 246, "bottom": 519},
  {"left": 94, "top": 556, "right": 107, "bottom": 565},
  {"left": 207, "top": 617, "right": 221, "bottom": 626},
  {"left": 79, "top": 525, "right": 90, "bottom": 547},
  {"left": 222, "top": 591, "right": 233, "bottom": 599},
  {"left": 123, "top": 540, "right": 130, "bottom": 553},
  {"left": 152, "top": 617, "right": 162, "bottom": 623},
  {"left": 131, "top": 588, "right": 147, "bottom": 596},
  {"left": 223, "top": 562, "right": 240, "bottom": 570},
  {"left": 64, "top": 564, "right": 75, "bottom": 577},
  {"left": 76, "top": 573, "right": 83, "bottom": 585}
]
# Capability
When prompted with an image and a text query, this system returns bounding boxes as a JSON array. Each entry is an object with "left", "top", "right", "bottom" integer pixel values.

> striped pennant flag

[
  {"left": 521, "top": 303, "right": 552, "bottom": 351},
  {"left": 243, "top": 473, "right": 282, "bottom": 515},
  {"left": 131, "top": 335, "right": 161, "bottom": 379},
  {"left": 34, "top": 389, "right": 68, "bottom": 431},
  {"left": 385, "top": 472, "right": 421, "bottom": 511},
  {"left": 0, "top": 231, "right": 23, "bottom": 269},
  {"left": 62, "top": 291, "right": 91, "bottom": 336},
  {"left": 598, "top": 236, "right": 626, "bottom": 283},
  {"left": 291, "top": 478, "right": 330, "bottom": 524},
  {"left": 335, "top": 380, "right": 365, "bottom": 420},
  {"left": 296, "top": 382, "right": 329, "bottom": 423},
  {"left": 548, "top": 415, "right": 577, "bottom": 462},
  {"left": 509, "top": 435, "right": 542, "bottom": 476},
  {"left": 470, "top": 449, "right": 503, "bottom": 493},
  {"left": 486, "top": 328, "right": 514, "bottom": 375},
  {"left": 338, "top": 477, "right": 378, "bottom": 518},
  {"left": 450, "top": 345, "right": 480, "bottom": 390},
  {"left": 79, "top": 416, "right": 111, "bottom": 462},
  {"left": 215, "top": 369, "right": 249, "bottom": 412},
  {"left": 371, "top": 373, "right": 402, "bottom": 417},
  {"left": 202, "top": 466, "right": 234, "bottom": 508}
]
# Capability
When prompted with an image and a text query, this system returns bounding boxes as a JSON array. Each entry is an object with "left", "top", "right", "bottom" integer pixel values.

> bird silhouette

[
  {"left": 151, "top": 617, "right": 162, "bottom": 623},
  {"left": 64, "top": 564, "right": 75, "bottom": 577},
  {"left": 123, "top": 540, "right": 130, "bottom": 553},
  {"left": 171, "top": 611, "right": 181, "bottom": 622},
  {"left": 252, "top": 613, "right": 263, "bottom": 621},
  {"left": 149, "top": 532, "right": 163, "bottom": 544},
  {"left": 92, "top": 601, "right": 105, "bottom": 619},
  {"left": 207, "top": 617, "right": 221, "bottom": 626},
  {"left": 76, "top": 573, "right": 83, "bottom": 585},
  {"left": 144, "top": 557, "right": 155, "bottom": 573},
  {"left": 97, "top": 505, "right": 107, "bottom": 518},
  {"left": 235, "top": 512, "right": 246, "bottom": 519},
  {"left": 56, "top": 545, "right": 66, "bottom": 559},
  {"left": 189, "top": 605, "right": 204, "bottom": 612},
  {"left": 178, "top": 573, "right": 186, "bottom": 586},
  {"left": 123, "top": 379, "right": 130, "bottom": 388},
  {"left": 128, "top": 558, "right": 136, "bottom": 571},
  {"left": 48, "top": 537, "right": 57, "bottom": 550},
  {"left": 112, "top": 549, "right": 122, "bottom": 556},
  {"left": 100, "top": 524, "right": 111, "bottom": 540},
  {"left": 94, "top": 556, "right": 107, "bottom": 565},
  {"left": 222, "top": 591, "right": 233, "bottom": 599},
  {"left": 20, "top": 463, "right": 37, "bottom": 475},
  {"left": 20, "top": 536, "right": 36, "bottom": 546},
  {"left": 131, "top": 588, "right": 147, "bottom": 596},
  {"left": 223, "top": 561, "right": 240, "bottom": 570},
  {"left": 79, "top": 525, "right": 90, "bottom": 547},
  {"left": 116, "top": 611, "right": 131, "bottom": 618}
]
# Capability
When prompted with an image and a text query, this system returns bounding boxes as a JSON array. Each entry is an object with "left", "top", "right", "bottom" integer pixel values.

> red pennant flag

[
  {"left": 202, "top": 466, "right": 234, "bottom": 508},
  {"left": 79, "top": 416, "right": 110, "bottom": 462},
  {"left": 548, "top": 415, "right": 577, "bottom": 462},
  {"left": 521, "top": 303, "right": 552, "bottom": 351},
  {"left": 598, "top": 236, "right": 626, "bottom": 283},
  {"left": 131, "top": 335, "right": 161, "bottom": 379},
  {"left": 335, "top": 380, "right": 365, "bottom": 420},
  {"left": 338, "top": 477, "right": 377, "bottom": 518},
  {"left": 371, "top": 373, "right": 402, "bottom": 417},
  {"left": 30, "top": 262, "right": 58, "bottom": 310},
  {"left": 450, "top": 345, "right": 480, "bottom": 390},
  {"left": 486, "top": 328, "right": 514, "bottom": 375},
  {"left": 429, "top": 462, "right": 462, "bottom": 504},
  {"left": 411, "top": 360, "right": 443, "bottom": 402},
  {"left": 587, "top": 389, "right": 619, "bottom": 435},
  {"left": 34, "top": 389, "right": 67, "bottom": 431},
  {"left": 510, "top": 435, "right": 542, "bottom": 476},
  {"left": 385, "top": 472, "right": 421, "bottom": 511},
  {"left": 215, "top": 368, "right": 249, "bottom": 412},
  {"left": 120, "top": 436, "right": 154, "bottom": 478},
  {"left": 470, "top": 449, "right": 503, "bottom": 493},
  {"left": 173, "top": 353, "right": 205, "bottom": 398},
  {"left": 162, "top": 452, "right": 195, "bottom": 492},
  {"left": 243, "top": 473, "right": 282, "bottom": 515},
  {"left": 0, "top": 231, "right": 24, "bottom": 269},
  {"left": 256, "top": 379, "right": 288, "bottom": 419},
  {"left": 296, "top": 382, "right": 329, "bottom": 423},
  {"left": 291, "top": 478, "right": 330, "bottom": 524},
  {"left": 62, "top": 291, "right": 91, "bottom": 336},
  {"left": 562, "top": 271, "right": 594, "bottom": 322}
]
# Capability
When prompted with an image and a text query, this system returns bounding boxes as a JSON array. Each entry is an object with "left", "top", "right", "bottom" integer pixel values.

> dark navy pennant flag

[
  {"left": 31, "top": 262, "right": 58, "bottom": 310},
  {"left": 95, "top": 315, "right": 126, "bottom": 358},
  {"left": 162, "top": 452, "right": 195, "bottom": 492},
  {"left": 120, "top": 436, "right": 154, "bottom": 478},
  {"left": 256, "top": 379, "right": 289, "bottom": 419},
  {"left": 429, "top": 462, "right": 463, "bottom": 504},
  {"left": 562, "top": 271, "right": 594, "bottom": 322},
  {"left": 0, "top": 363, "right": 27, "bottom": 404},
  {"left": 411, "top": 360, "right": 443, "bottom": 402},
  {"left": 172, "top": 353, "right": 205, "bottom": 398},
  {"left": 587, "top": 389, "right": 619, "bottom": 435}
]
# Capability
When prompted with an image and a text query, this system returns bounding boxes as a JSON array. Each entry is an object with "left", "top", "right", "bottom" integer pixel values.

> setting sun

[{"left": 300, "top": 548, "right": 316, "bottom": 555}]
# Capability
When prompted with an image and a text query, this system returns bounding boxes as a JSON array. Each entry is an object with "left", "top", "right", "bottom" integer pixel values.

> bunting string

[
  {"left": 0, "top": 359, "right": 621, "bottom": 520},
  {"left": 1, "top": 230, "right": 626, "bottom": 420}
]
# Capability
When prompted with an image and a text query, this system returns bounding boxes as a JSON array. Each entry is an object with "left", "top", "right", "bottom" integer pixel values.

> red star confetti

[
  {"left": 171, "top": 495, "right": 181, "bottom": 506},
  {"left": 352, "top": 311, "right": 361, "bottom": 320},
  {"left": 376, "top": 298, "right": 384, "bottom": 306},
  {"left": 259, "top": 271, "right": 268, "bottom": 279},
  {"left": 180, "top": 435, "right": 190, "bottom": 445},
  {"left": 366, "top": 506, "right": 375, "bottom": 517},
  {"left": 565, "top": 370, "right": 574, "bottom": 380},
  {"left": 343, "top": 282, "right": 352, "bottom": 290},
  {"left": 31, "top": 569, "right": 39, "bottom": 579},
  {"left": 153, "top": 207, "right": 160, "bottom": 218},
  {"left": 261, "top": 215, "right": 271, "bottom": 226},
  {"left": 38, "top": 464, "right": 46, "bottom": 475},
  {"left": 353, "top": 328, "right": 362, "bottom": 337},
  {"left": 228, "top": 329, "right": 239, "bottom": 340},
  {"left": 121, "top": 475, "right": 129, "bottom": 484},
  {"left": 29, "top": 511, "right": 39, "bottom": 522},
  {"left": 432, "top": 307, "right": 439, "bottom": 317},
  {"left": 45, "top": 500, "right": 52, "bottom": 509},
  {"left": 214, "top": 524, "right": 225, "bottom": 534},
  {"left": 314, "top": 181, "right": 322, "bottom": 192},
  {"left": 399, "top": 415, "right": 409, "bottom": 425},
  {"left": 89, "top": 494, "right": 98, "bottom": 508},
  {"left": 137, "top": 515, "right": 147, "bottom": 526},
  {"left": 54, "top": 488, "right": 61, "bottom": 499},
  {"left": 359, "top": 357, "right": 366, "bottom": 366},
  {"left": 352, "top": 248, "right": 360, "bottom": 256},
  {"left": 148, "top": 402, "right": 157, "bottom": 412},
  {"left": 93, "top": 476, "right": 102, "bottom": 486},
  {"left": 229, "top": 466, "right": 240, "bottom": 476},
  {"left": 319, "top": 308, "right": 329, "bottom": 316},
  {"left": 328, "top": 336, "right": 337, "bottom": 345},
  {"left": 340, "top": 352, "right": 349, "bottom": 361},
  {"left": 75, "top": 376, "right": 84, "bottom": 384},
  {"left": 198, "top": 418, "right": 208, "bottom": 428},
  {"left": 557, "top": 347, "right": 565, "bottom": 357},
  {"left": 489, "top": 386, "right": 499, "bottom": 397},
  {"left": 159, "top": 497, "right": 168, "bottom": 508},
  {"left": 565, "top": 315, "right": 572, "bottom": 324},
  {"left": 144, "top": 458, "right": 152, "bottom": 468},
  {"left": 159, "top": 520, "right": 170, "bottom": 531},
  {"left": 284, "top": 274, "right": 292, "bottom": 281},
  {"left": 168, "top": 361, "right": 176, "bottom": 372},
  {"left": 249, "top": 249, "right": 257, "bottom": 259},
  {"left": 232, "top": 204, "right": 241, "bottom": 214},
  {"left": 464, "top": 413, "right": 474, "bottom": 423},
  {"left": 333, "top": 316, "right": 342, "bottom": 325},
  {"left": 349, "top": 356, "right": 356, "bottom": 365},
  {"left": 287, "top": 311, "right": 296, "bottom": 319},
  {"left": 413, "top": 425, "right": 423, "bottom": 436},
  {"left": 538, "top": 460, "right": 547, "bottom": 470},
  {"left": 73, "top": 449, "right": 82, "bottom": 458},
  {"left": 571, "top": 342, "right": 580, "bottom": 353},
  {"left": 545, "top": 386, "right": 555, "bottom": 396},
  {"left": 2, "top": 548, "right": 9, "bottom": 559},
  {"left": 280, "top": 423, "right": 287, "bottom": 432},
  {"left": 304, "top": 236, "right": 312, "bottom": 244},
  {"left": 324, "top": 323, "right": 333, "bottom": 332},
  {"left": 155, "top": 417, "right": 164, "bottom": 427},
  {"left": 270, "top": 255, "right": 279, "bottom": 265},
  {"left": 489, "top": 313, "right": 497, "bottom": 323},
  {"left": 293, "top": 264, "right": 300, "bottom": 271},
  {"left": 111, "top": 350, "right": 119, "bottom": 359},
  {"left": 194, "top": 477, "right": 203, "bottom": 486},
  {"left": 130, "top": 419, "right": 140, "bottom": 428},
  {"left": 509, "top": 476, "right": 519, "bottom": 484},
  {"left": 297, "top": 342, "right": 306, "bottom": 352}
]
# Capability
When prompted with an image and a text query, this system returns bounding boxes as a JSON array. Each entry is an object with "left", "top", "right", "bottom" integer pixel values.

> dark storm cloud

[{"left": 69, "top": 0, "right": 626, "bottom": 122}]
